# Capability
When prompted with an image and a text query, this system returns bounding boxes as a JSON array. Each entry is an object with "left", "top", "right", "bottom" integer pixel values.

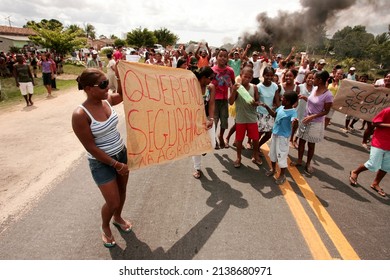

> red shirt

[
  {"left": 211, "top": 65, "right": 235, "bottom": 100},
  {"left": 371, "top": 107, "right": 390, "bottom": 151}
]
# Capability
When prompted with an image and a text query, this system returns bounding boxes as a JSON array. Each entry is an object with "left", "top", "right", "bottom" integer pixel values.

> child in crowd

[
  {"left": 259, "top": 91, "right": 298, "bottom": 184},
  {"left": 257, "top": 66, "right": 280, "bottom": 158},
  {"left": 211, "top": 48, "right": 235, "bottom": 149},
  {"left": 225, "top": 60, "right": 254, "bottom": 148},
  {"left": 229, "top": 67, "right": 261, "bottom": 168}
]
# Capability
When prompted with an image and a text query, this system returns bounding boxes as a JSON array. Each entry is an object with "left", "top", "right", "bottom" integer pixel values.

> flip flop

[
  {"left": 112, "top": 220, "right": 133, "bottom": 233},
  {"left": 193, "top": 169, "right": 201, "bottom": 179},
  {"left": 101, "top": 228, "right": 116, "bottom": 248},
  {"left": 265, "top": 170, "right": 275, "bottom": 177},
  {"left": 251, "top": 158, "right": 263, "bottom": 165},
  {"left": 233, "top": 160, "right": 241, "bottom": 168},
  {"left": 224, "top": 139, "right": 230, "bottom": 148},
  {"left": 370, "top": 185, "right": 386, "bottom": 197},
  {"left": 275, "top": 176, "right": 286, "bottom": 185},
  {"left": 304, "top": 165, "right": 314, "bottom": 175},
  {"left": 349, "top": 171, "right": 358, "bottom": 186}
]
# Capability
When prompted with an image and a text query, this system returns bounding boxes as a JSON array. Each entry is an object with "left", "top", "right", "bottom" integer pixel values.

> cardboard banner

[
  {"left": 332, "top": 79, "right": 390, "bottom": 121},
  {"left": 117, "top": 61, "right": 213, "bottom": 170}
]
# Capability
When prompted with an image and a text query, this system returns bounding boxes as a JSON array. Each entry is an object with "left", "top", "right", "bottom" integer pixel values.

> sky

[{"left": 1, "top": 0, "right": 389, "bottom": 47}]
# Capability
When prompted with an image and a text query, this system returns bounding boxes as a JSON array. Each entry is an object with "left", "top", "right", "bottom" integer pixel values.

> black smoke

[{"left": 241, "top": 0, "right": 358, "bottom": 52}]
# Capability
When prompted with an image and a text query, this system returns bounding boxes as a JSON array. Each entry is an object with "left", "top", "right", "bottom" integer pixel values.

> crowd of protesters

[
  {"left": 2, "top": 42, "right": 389, "bottom": 197},
  {"left": 106, "top": 42, "right": 389, "bottom": 197}
]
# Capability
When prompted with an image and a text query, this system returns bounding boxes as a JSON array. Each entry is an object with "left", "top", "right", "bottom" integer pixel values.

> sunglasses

[{"left": 93, "top": 80, "right": 109, "bottom": 89}]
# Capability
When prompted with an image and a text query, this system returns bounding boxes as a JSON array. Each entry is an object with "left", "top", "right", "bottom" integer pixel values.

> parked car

[
  {"left": 154, "top": 44, "right": 165, "bottom": 54},
  {"left": 123, "top": 47, "right": 136, "bottom": 55}
]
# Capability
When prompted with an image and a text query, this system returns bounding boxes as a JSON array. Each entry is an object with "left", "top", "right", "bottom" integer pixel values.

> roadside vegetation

[
  {"left": 0, "top": 63, "right": 84, "bottom": 108},
  {"left": 1, "top": 19, "right": 388, "bottom": 109}
]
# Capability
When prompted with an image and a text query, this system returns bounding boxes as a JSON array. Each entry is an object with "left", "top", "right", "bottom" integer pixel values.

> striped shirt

[{"left": 79, "top": 100, "right": 124, "bottom": 159}]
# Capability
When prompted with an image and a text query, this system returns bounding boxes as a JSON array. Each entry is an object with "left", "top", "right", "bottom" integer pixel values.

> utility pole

[{"left": 5, "top": 16, "right": 12, "bottom": 27}]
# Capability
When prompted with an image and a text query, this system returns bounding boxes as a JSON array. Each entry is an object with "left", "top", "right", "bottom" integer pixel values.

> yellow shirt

[{"left": 328, "top": 82, "right": 339, "bottom": 97}]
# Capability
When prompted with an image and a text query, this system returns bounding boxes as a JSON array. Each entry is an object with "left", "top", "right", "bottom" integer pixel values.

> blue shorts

[
  {"left": 88, "top": 146, "right": 127, "bottom": 186},
  {"left": 364, "top": 146, "right": 390, "bottom": 173}
]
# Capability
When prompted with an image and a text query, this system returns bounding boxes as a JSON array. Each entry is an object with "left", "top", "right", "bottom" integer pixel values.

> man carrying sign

[{"left": 349, "top": 73, "right": 390, "bottom": 197}]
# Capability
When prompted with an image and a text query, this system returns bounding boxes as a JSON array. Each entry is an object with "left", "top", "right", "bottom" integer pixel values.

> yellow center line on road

[
  {"left": 262, "top": 144, "right": 360, "bottom": 260},
  {"left": 286, "top": 158, "right": 360, "bottom": 260},
  {"left": 262, "top": 145, "right": 332, "bottom": 260}
]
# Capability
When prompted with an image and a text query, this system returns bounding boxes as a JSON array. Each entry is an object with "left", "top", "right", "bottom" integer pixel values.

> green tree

[
  {"left": 84, "top": 23, "right": 96, "bottom": 40},
  {"left": 26, "top": 19, "right": 86, "bottom": 55},
  {"left": 369, "top": 32, "right": 390, "bottom": 69},
  {"left": 67, "top": 24, "right": 83, "bottom": 34},
  {"left": 153, "top": 28, "right": 179, "bottom": 47},
  {"left": 331, "top": 25, "right": 374, "bottom": 59},
  {"left": 114, "top": 38, "right": 126, "bottom": 47},
  {"left": 126, "top": 27, "right": 157, "bottom": 47}
]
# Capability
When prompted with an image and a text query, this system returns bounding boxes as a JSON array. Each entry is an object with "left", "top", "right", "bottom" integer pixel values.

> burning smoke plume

[{"left": 242, "top": 0, "right": 359, "bottom": 51}]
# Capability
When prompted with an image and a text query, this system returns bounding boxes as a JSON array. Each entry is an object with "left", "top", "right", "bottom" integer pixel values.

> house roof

[
  {"left": 0, "top": 35, "right": 31, "bottom": 41},
  {"left": 0, "top": 25, "right": 36, "bottom": 36}
]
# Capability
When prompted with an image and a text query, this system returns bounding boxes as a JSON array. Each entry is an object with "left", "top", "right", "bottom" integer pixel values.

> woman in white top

[
  {"left": 291, "top": 71, "right": 316, "bottom": 147},
  {"left": 295, "top": 58, "right": 310, "bottom": 85},
  {"left": 72, "top": 68, "right": 132, "bottom": 248}
]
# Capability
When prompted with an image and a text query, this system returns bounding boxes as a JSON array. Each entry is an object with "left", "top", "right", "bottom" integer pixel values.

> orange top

[{"left": 197, "top": 56, "right": 209, "bottom": 68}]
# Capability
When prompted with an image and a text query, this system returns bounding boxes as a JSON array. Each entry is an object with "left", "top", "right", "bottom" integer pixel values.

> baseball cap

[
  {"left": 276, "top": 54, "right": 283, "bottom": 58},
  {"left": 349, "top": 67, "right": 356, "bottom": 71},
  {"left": 318, "top": 59, "right": 326, "bottom": 65},
  {"left": 92, "top": 50, "right": 98, "bottom": 55},
  {"left": 252, "top": 51, "right": 259, "bottom": 56}
]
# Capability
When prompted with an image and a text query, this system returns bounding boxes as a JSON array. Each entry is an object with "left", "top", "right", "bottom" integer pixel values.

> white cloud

[{"left": 0, "top": 0, "right": 388, "bottom": 47}]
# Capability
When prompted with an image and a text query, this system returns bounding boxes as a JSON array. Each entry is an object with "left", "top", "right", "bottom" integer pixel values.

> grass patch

[
  {"left": 0, "top": 78, "right": 78, "bottom": 109},
  {"left": 62, "top": 63, "right": 87, "bottom": 75},
  {"left": 0, "top": 63, "right": 85, "bottom": 109}
]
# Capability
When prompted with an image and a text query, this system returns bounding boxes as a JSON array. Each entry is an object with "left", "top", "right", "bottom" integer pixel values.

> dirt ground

[{"left": 0, "top": 77, "right": 99, "bottom": 227}]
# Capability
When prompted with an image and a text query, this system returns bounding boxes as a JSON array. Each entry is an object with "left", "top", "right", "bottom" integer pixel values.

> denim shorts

[{"left": 88, "top": 146, "right": 127, "bottom": 186}]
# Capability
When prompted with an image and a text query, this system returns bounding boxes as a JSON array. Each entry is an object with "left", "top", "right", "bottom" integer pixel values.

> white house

[{"left": 0, "top": 25, "right": 36, "bottom": 53}]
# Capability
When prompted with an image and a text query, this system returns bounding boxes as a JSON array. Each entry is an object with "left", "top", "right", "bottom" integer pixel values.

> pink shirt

[{"left": 113, "top": 50, "right": 123, "bottom": 61}]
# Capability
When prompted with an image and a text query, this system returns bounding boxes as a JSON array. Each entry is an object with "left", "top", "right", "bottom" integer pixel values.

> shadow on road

[{"left": 109, "top": 166, "right": 248, "bottom": 260}]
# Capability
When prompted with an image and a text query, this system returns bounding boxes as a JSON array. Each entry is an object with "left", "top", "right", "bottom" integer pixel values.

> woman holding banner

[
  {"left": 192, "top": 66, "right": 216, "bottom": 179},
  {"left": 72, "top": 67, "right": 132, "bottom": 248}
]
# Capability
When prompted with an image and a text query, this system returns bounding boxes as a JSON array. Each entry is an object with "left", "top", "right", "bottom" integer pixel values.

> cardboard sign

[
  {"left": 332, "top": 79, "right": 390, "bottom": 121},
  {"left": 117, "top": 61, "right": 213, "bottom": 170}
]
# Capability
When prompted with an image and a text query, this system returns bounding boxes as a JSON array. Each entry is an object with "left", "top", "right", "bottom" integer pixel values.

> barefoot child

[
  {"left": 229, "top": 66, "right": 261, "bottom": 168},
  {"left": 259, "top": 91, "right": 298, "bottom": 184},
  {"left": 211, "top": 48, "right": 235, "bottom": 149}
]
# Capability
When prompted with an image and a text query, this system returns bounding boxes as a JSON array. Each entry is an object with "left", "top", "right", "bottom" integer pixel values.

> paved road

[{"left": 0, "top": 111, "right": 389, "bottom": 260}]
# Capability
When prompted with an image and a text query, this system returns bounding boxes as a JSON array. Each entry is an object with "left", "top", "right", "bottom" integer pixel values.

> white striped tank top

[{"left": 78, "top": 100, "right": 124, "bottom": 159}]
